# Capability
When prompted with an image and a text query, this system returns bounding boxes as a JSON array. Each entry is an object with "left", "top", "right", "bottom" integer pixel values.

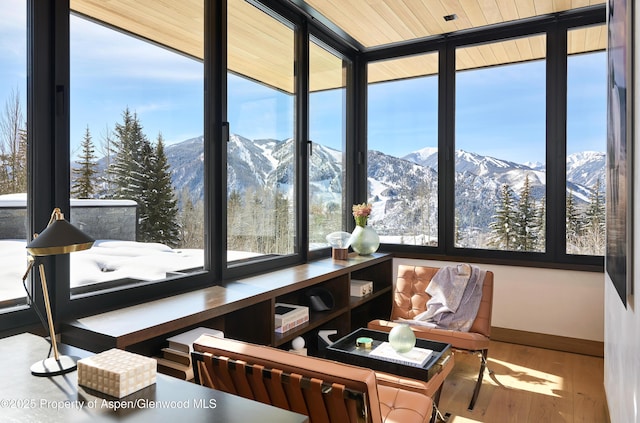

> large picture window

[
  {"left": 309, "top": 38, "right": 348, "bottom": 250},
  {"left": 69, "top": 3, "right": 205, "bottom": 294},
  {"left": 566, "top": 25, "right": 607, "bottom": 256},
  {"left": 367, "top": 53, "right": 439, "bottom": 246},
  {"left": 455, "top": 35, "right": 547, "bottom": 252},
  {"left": 227, "top": 0, "right": 297, "bottom": 264}
]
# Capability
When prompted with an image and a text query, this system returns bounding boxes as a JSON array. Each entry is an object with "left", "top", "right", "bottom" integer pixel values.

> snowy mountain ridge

[{"left": 151, "top": 134, "right": 605, "bottom": 239}]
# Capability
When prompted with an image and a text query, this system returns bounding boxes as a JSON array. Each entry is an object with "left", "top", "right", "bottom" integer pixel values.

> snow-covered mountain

[
  {"left": 165, "top": 135, "right": 205, "bottom": 199},
  {"left": 153, "top": 135, "right": 607, "bottom": 240},
  {"left": 401, "top": 146, "right": 603, "bottom": 202},
  {"left": 566, "top": 151, "right": 606, "bottom": 190},
  {"left": 403, "top": 147, "right": 546, "bottom": 194}
]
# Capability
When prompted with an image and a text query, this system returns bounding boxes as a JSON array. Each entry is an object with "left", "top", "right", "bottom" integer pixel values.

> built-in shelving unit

[{"left": 62, "top": 253, "right": 392, "bottom": 357}]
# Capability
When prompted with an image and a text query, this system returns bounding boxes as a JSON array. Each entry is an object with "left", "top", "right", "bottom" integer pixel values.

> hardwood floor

[{"left": 436, "top": 341, "right": 609, "bottom": 423}]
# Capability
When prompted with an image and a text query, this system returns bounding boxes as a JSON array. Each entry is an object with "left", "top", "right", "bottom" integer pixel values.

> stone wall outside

[{"left": 0, "top": 205, "right": 137, "bottom": 241}]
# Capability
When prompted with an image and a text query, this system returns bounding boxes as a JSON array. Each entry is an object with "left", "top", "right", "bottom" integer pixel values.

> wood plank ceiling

[
  {"left": 70, "top": 0, "right": 606, "bottom": 92},
  {"left": 304, "top": 0, "right": 606, "bottom": 48}
]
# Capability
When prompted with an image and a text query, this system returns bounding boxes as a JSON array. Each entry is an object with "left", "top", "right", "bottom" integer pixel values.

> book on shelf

[
  {"left": 154, "top": 356, "right": 194, "bottom": 381},
  {"left": 161, "top": 347, "right": 191, "bottom": 366},
  {"left": 166, "top": 327, "right": 224, "bottom": 354},
  {"left": 368, "top": 342, "right": 433, "bottom": 368}
]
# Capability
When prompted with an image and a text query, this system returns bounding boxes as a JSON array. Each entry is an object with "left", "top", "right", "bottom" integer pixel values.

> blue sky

[
  {"left": 69, "top": 15, "right": 204, "bottom": 155},
  {"left": 369, "top": 52, "right": 606, "bottom": 163},
  {"left": 0, "top": 1, "right": 26, "bottom": 121},
  {"left": 1, "top": 3, "right": 605, "bottom": 165}
]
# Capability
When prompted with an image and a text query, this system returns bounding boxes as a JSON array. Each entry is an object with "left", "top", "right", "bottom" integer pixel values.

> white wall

[
  {"left": 604, "top": 279, "right": 639, "bottom": 423},
  {"left": 394, "top": 258, "right": 604, "bottom": 341},
  {"left": 603, "top": 5, "right": 640, "bottom": 421}
]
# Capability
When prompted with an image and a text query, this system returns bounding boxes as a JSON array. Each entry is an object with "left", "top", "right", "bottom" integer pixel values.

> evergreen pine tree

[
  {"left": 488, "top": 183, "right": 516, "bottom": 250},
  {"left": 566, "top": 190, "right": 580, "bottom": 237},
  {"left": 136, "top": 139, "right": 155, "bottom": 243},
  {"left": 138, "top": 134, "right": 180, "bottom": 247},
  {"left": 514, "top": 174, "right": 539, "bottom": 251},
  {"left": 108, "top": 108, "right": 154, "bottom": 245},
  {"left": 108, "top": 108, "right": 148, "bottom": 202},
  {"left": 71, "top": 125, "right": 98, "bottom": 198}
]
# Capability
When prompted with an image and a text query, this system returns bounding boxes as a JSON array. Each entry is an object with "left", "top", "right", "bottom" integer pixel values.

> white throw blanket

[{"left": 399, "top": 264, "right": 486, "bottom": 332}]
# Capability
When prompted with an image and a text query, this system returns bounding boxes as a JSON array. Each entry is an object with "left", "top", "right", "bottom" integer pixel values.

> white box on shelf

[
  {"left": 275, "top": 316, "right": 309, "bottom": 333},
  {"left": 350, "top": 279, "right": 373, "bottom": 297},
  {"left": 77, "top": 348, "right": 156, "bottom": 398},
  {"left": 275, "top": 303, "right": 309, "bottom": 333}
]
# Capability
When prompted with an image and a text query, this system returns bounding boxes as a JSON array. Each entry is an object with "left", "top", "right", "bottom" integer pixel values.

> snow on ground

[
  {"left": 0, "top": 240, "right": 260, "bottom": 303},
  {"left": 378, "top": 235, "right": 435, "bottom": 245},
  {"left": 69, "top": 240, "right": 204, "bottom": 286},
  {"left": 0, "top": 240, "right": 31, "bottom": 301}
]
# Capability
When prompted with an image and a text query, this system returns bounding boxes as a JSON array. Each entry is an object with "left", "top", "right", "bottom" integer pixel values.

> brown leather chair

[
  {"left": 368, "top": 264, "right": 494, "bottom": 410},
  {"left": 192, "top": 334, "right": 434, "bottom": 423}
]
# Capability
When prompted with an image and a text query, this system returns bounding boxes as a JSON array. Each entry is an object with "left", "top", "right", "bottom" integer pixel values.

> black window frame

[
  {"left": 362, "top": 5, "right": 605, "bottom": 271},
  {"left": 306, "top": 34, "right": 356, "bottom": 260}
]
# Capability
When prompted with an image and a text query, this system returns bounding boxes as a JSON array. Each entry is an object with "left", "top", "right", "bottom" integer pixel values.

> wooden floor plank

[
  {"left": 436, "top": 341, "right": 609, "bottom": 423},
  {"left": 523, "top": 346, "right": 570, "bottom": 423},
  {"left": 570, "top": 353, "right": 609, "bottom": 422}
]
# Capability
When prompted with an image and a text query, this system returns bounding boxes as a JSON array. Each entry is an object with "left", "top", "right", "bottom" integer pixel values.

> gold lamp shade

[{"left": 26, "top": 208, "right": 94, "bottom": 256}]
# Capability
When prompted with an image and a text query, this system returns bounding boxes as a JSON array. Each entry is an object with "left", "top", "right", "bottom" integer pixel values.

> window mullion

[{"left": 546, "top": 24, "right": 568, "bottom": 261}]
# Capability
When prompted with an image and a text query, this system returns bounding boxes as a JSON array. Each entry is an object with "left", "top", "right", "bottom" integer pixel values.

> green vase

[{"left": 350, "top": 225, "right": 380, "bottom": 255}]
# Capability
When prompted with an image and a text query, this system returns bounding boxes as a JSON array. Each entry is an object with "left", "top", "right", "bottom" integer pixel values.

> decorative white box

[
  {"left": 274, "top": 303, "right": 309, "bottom": 333},
  {"left": 350, "top": 279, "right": 373, "bottom": 297},
  {"left": 77, "top": 348, "right": 157, "bottom": 398}
]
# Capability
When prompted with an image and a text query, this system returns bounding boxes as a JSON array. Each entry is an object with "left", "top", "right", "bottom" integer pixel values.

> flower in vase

[{"left": 352, "top": 203, "right": 372, "bottom": 227}]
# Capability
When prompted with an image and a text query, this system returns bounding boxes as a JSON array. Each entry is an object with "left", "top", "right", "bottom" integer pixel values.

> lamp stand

[
  {"left": 22, "top": 207, "right": 93, "bottom": 376},
  {"left": 29, "top": 262, "right": 78, "bottom": 377}
]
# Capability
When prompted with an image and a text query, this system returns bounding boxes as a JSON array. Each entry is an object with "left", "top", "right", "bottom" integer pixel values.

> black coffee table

[{"left": 325, "top": 327, "right": 452, "bottom": 382}]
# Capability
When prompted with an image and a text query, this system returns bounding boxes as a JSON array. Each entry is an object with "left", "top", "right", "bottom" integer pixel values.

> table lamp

[
  {"left": 22, "top": 207, "right": 94, "bottom": 376},
  {"left": 325, "top": 231, "right": 352, "bottom": 260}
]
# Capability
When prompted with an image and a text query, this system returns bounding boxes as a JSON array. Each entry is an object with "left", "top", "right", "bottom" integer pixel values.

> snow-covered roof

[{"left": 0, "top": 193, "right": 137, "bottom": 207}]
